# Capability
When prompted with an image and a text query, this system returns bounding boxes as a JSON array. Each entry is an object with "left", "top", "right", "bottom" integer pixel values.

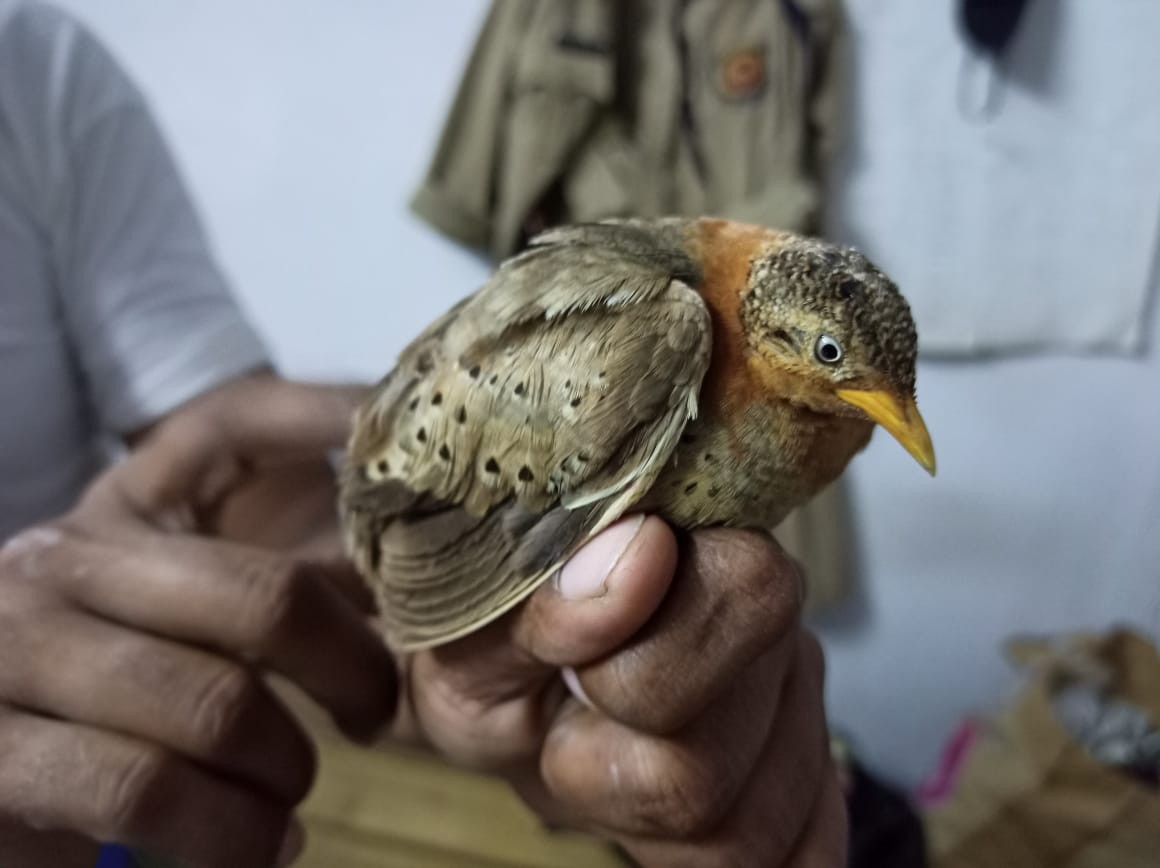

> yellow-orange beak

[{"left": 836, "top": 389, "right": 936, "bottom": 476}]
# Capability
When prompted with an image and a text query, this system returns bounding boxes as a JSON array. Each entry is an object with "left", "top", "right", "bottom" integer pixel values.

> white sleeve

[{"left": 37, "top": 6, "right": 269, "bottom": 434}]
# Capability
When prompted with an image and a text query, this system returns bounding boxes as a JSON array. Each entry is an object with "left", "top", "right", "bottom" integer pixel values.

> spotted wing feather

[{"left": 341, "top": 221, "right": 711, "bottom": 649}]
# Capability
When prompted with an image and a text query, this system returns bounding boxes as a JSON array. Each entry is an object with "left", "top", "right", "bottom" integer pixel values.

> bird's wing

[{"left": 341, "top": 222, "right": 712, "bottom": 650}]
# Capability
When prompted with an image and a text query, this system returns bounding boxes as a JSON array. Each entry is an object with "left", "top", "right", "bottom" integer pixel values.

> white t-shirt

[{"left": 0, "top": 0, "right": 268, "bottom": 539}]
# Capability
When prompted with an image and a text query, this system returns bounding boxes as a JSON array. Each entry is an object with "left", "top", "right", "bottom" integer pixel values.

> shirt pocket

[{"left": 684, "top": 0, "right": 817, "bottom": 212}]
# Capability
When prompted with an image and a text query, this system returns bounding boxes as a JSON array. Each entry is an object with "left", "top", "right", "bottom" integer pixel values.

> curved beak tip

[
  {"left": 836, "top": 388, "right": 937, "bottom": 478},
  {"left": 917, "top": 444, "right": 937, "bottom": 477}
]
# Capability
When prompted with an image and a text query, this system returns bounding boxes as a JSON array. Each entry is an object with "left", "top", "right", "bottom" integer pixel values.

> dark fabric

[
  {"left": 94, "top": 845, "right": 134, "bottom": 868},
  {"left": 848, "top": 762, "right": 928, "bottom": 868},
  {"left": 959, "top": 0, "right": 1031, "bottom": 55}
]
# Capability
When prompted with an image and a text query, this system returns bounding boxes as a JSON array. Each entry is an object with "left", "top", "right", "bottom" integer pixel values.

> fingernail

[
  {"left": 561, "top": 665, "right": 596, "bottom": 709},
  {"left": 277, "top": 817, "right": 305, "bottom": 867},
  {"left": 556, "top": 514, "right": 645, "bottom": 600}
]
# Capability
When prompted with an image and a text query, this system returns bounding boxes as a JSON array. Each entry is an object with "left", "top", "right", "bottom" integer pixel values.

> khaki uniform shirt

[{"left": 412, "top": 0, "right": 844, "bottom": 258}]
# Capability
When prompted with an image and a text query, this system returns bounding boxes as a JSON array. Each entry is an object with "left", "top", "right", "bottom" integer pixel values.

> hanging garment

[{"left": 411, "top": 0, "right": 845, "bottom": 259}]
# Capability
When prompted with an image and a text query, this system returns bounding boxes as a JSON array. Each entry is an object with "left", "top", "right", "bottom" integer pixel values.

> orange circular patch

[{"left": 721, "top": 49, "right": 766, "bottom": 98}]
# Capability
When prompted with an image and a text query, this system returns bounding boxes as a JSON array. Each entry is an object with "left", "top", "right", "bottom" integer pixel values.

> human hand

[
  {"left": 395, "top": 517, "right": 846, "bottom": 867},
  {"left": 0, "top": 376, "right": 397, "bottom": 867}
]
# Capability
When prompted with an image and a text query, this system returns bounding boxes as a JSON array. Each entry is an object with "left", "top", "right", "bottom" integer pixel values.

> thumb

[
  {"left": 514, "top": 514, "right": 678, "bottom": 666},
  {"left": 405, "top": 515, "right": 678, "bottom": 768},
  {"left": 418, "top": 515, "right": 678, "bottom": 708}
]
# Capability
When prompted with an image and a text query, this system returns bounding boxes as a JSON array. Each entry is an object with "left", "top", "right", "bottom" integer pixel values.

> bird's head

[{"left": 740, "top": 235, "right": 936, "bottom": 475}]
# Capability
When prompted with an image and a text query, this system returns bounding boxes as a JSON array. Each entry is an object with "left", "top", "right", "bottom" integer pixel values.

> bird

[{"left": 340, "top": 217, "right": 934, "bottom": 651}]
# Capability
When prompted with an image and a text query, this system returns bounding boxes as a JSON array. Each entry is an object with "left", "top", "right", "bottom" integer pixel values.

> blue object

[{"left": 95, "top": 844, "right": 134, "bottom": 868}]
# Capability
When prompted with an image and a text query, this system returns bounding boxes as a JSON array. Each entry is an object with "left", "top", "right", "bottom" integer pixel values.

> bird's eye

[{"left": 814, "top": 335, "right": 843, "bottom": 365}]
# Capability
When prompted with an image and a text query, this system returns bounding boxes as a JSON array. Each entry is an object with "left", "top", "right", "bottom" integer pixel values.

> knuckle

[
  {"left": 99, "top": 747, "right": 172, "bottom": 833},
  {"left": 416, "top": 651, "right": 492, "bottom": 725},
  {"left": 243, "top": 559, "right": 311, "bottom": 646},
  {"left": 691, "top": 529, "right": 799, "bottom": 659},
  {"left": 435, "top": 693, "right": 534, "bottom": 767},
  {"left": 729, "top": 532, "right": 802, "bottom": 647},
  {"left": 0, "top": 525, "right": 67, "bottom": 590},
  {"left": 188, "top": 664, "right": 260, "bottom": 757},
  {"left": 600, "top": 651, "right": 686, "bottom": 734},
  {"left": 413, "top": 656, "right": 542, "bottom": 769},
  {"left": 630, "top": 749, "right": 730, "bottom": 839},
  {"left": 0, "top": 608, "right": 62, "bottom": 704}
]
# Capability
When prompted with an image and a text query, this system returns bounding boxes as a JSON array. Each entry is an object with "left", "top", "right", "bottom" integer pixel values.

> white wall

[
  {"left": 56, "top": 1, "right": 1160, "bottom": 790},
  {"left": 56, "top": 0, "right": 494, "bottom": 383},
  {"left": 818, "top": 0, "right": 1160, "bottom": 788}
]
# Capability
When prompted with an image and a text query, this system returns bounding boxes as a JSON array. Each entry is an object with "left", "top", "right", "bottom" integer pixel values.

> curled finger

[
  {"left": 573, "top": 527, "right": 802, "bottom": 734},
  {"left": 0, "top": 708, "right": 297, "bottom": 868},
  {"left": 619, "top": 632, "right": 833, "bottom": 867},
  {"left": 534, "top": 633, "right": 804, "bottom": 840},
  {"left": 0, "top": 609, "right": 316, "bottom": 804},
  {"left": 42, "top": 528, "right": 397, "bottom": 741}
]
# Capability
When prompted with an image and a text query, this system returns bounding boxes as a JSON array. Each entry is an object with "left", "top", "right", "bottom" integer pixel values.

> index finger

[
  {"left": 46, "top": 526, "right": 397, "bottom": 741},
  {"left": 100, "top": 377, "right": 367, "bottom": 515}
]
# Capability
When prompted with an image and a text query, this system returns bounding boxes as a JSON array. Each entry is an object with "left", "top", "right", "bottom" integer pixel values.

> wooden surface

[{"left": 286, "top": 690, "right": 627, "bottom": 868}]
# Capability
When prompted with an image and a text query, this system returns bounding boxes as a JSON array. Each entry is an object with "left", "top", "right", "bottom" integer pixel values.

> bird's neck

[
  {"left": 743, "top": 400, "right": 872, "bottom": 500},
  {"left": 654, "top": 401, "right": 873, "bottom": 531}
]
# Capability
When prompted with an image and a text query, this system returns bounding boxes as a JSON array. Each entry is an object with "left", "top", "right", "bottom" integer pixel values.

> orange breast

[{"left": 691, "top": 219, "right": 789, "bottom": 419}]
